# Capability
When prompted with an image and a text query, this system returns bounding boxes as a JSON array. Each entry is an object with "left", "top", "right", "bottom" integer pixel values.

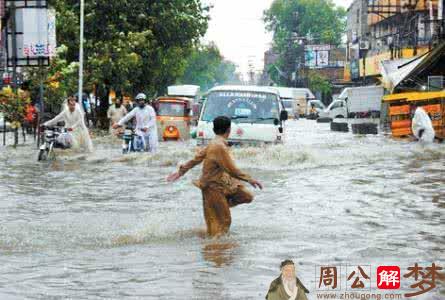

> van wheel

[
  {"left": 352, "top": 123, "right": 378, "bottom": 135},
  {"left": 331, "top": 121, "right": 349, "bottom": 132},
  {"left": 335, "top": 115, "right": 345, "bottom": 119}
]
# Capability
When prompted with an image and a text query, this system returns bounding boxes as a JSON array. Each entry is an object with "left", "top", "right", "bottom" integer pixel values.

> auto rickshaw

[{"left": 153, "top": 97, "right": 193, "bottom": 141}]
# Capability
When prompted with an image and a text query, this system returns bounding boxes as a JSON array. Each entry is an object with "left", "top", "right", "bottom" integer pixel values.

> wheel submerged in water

[
  {"left": 317, "top": 117, "right": 332, "bottom": 123},
  {"left": 331, "top": 121, "right": 349, "bottom": 132},
  {"left": 352, "top": 123, "right": 378, "bottom": 135}
]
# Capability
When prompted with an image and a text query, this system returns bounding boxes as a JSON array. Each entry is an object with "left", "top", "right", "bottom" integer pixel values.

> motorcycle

[
  {"left": 120, "top": 126, "right": 146, "bottom": 154},
  {"left": 38, "top": 126, "right": 71, "bottom": 161}
]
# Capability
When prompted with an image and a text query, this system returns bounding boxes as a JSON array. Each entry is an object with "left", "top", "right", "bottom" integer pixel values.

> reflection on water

[
  {"left": 0, "top": 120, "right": 444, "bottom": 299},
  {"left": 202, "top": 239, "right": 238, "bottom": 267}
]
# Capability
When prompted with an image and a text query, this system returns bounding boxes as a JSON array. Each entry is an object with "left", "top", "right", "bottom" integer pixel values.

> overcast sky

[{"left": 203, "top": 0, "right": 353, "bottom": 77}]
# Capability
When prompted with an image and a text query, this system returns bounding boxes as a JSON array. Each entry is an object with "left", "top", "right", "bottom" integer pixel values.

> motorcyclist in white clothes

[
  {"left": 113, "top": 93, "right": 158, "bottom": 153},
  {"left": 44, "top": 96, "right": 94, "bottom": 152}
]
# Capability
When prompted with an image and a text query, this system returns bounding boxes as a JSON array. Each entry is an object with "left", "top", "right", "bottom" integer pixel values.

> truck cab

[{"left": 325, "top": 99, "right": 347, "bottom": 119}]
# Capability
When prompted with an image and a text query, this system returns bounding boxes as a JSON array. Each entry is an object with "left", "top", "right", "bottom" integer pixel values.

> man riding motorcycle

[{"left": 113, "top": 93, "right": 159, "bottom": 153}]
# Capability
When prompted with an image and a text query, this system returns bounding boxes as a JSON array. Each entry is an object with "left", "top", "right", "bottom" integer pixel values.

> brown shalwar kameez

[{"left": 179, "top": 135, "right": 254, "bottom": 236}]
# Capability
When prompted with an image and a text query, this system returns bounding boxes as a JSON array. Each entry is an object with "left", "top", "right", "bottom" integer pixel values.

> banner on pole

[
  {"left": 5, "top": 1, "right": 47, "bottom": 8},
  {"left": 7, "top": 7, "right": 56, "bottom": 66}
]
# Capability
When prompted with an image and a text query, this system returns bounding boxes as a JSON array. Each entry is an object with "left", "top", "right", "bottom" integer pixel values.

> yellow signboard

[{"left": 359, "top": 47, "right": 430, "bottom": 77}]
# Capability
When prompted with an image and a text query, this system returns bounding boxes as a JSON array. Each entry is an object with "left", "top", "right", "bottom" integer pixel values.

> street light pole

[{"left": 78, "top": 0, "right": 84, "bottom": 102}]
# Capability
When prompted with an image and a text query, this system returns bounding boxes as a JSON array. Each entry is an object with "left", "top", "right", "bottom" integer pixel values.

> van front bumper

[{"left": 196, "top": 138, "right": 283, "bottom": 147}]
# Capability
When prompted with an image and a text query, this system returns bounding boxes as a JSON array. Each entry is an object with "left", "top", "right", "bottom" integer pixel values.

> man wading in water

[{"left": 167, "top": 116, "right": 263, "bottom": 237}]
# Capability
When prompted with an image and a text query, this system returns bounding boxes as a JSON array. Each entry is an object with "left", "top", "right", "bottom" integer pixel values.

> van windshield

[{"left": 202, "top": 91, "right": 280, "bottom": 124}]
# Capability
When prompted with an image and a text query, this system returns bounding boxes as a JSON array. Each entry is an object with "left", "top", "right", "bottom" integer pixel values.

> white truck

[
  {"left": 320, "top": 86, "right": 384, "bottom": 120},
  {"left": 167, "top": 85, "right": 200, "bottom": 100},
  {"left": 196, "top": 85, "right": 288, "bottom": 146},
  {"left": 275, "top": 87, "right": 315, "bottom": 119},
  {"left": 319, "top": 86, "right": 384, "bottom": 134}
]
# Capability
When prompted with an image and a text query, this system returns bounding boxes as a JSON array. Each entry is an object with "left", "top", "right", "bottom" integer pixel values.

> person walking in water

[
  {"left": 107, "top": 98, "right": 127, "bottom": 135},
  {"left": 167, "top": 116, "right": 263, "bottom": 237}
]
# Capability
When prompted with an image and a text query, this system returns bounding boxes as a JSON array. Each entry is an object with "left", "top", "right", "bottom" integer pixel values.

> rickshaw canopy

[{"left": 383, "top": 90, "right": 445, "bottom": 102}]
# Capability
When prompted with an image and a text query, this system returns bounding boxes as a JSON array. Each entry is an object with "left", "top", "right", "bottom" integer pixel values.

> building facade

[{"left": 345, "top": 0, "right": 444, "bottom": 81}]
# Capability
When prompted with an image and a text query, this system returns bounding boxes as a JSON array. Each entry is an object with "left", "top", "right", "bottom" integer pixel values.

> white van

[{"left": 196, "top": 85, "right": 288, "bottom": 146}]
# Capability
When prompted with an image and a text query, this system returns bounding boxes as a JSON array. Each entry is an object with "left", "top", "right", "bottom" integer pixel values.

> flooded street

[{"left": 0, "top": 120, "right": 444, "bottom": 299}]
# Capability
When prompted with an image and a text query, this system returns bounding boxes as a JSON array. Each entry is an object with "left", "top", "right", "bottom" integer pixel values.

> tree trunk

[{"left": 96, "top": 84, "right": 110, "bottom": 130}]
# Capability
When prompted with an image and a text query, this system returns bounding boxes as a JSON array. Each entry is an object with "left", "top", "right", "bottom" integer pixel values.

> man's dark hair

[
  {"left": 280, "top": 260, "right": 295, "bottom": 269},
  {"left": 213, "top": 116, "right": 231, "bottom": 135}
]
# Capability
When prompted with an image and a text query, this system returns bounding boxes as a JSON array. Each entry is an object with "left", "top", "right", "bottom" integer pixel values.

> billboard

[
  {"left": 305, "top": 45, "right": 330, "bottom": 69},
  {"left": 7, "top": 7, "right": 56, "bottom": 66}
]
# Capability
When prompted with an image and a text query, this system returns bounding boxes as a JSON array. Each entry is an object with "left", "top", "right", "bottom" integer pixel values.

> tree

[
  {"left": 25, "top": 45, "right": 79, "bottom": 113},
  {"left": 177, "top": 44, "right": 241, "bottom": 91},
  {"left": 308, "top": 72, "right": 332, "bottom": 95},
  {"left": 264, "top": 0, "right": 346, "bottom": 86},
  {"left": 28, "top": 0, "right": 209, "bottom": 126}
]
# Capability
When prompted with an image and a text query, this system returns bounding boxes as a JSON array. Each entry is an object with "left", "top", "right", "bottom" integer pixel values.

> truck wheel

[
  {"left": 352, "top": 123, "right": 378, "bottom": 135},
  {"left": 331, "top": 121, "right": 349, "bottom": 132},
  {"left": 317, "top": 117, "right": 332, "bottom": 123}
]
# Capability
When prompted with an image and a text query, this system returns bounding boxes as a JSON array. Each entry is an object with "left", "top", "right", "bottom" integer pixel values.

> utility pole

[
  {"left": 10, "top": 1, "right": 17, "bottom": 91},
  {"left": 78, "top": 0, "right": 84, "bottom": 102},
  {"left": 247, "top": 57, "right": 256, "bottom": 85}
]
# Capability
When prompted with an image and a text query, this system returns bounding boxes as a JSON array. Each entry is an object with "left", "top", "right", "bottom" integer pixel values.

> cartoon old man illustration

[{"left": 266, "top": 260, "right": 309, "bottom": 300}]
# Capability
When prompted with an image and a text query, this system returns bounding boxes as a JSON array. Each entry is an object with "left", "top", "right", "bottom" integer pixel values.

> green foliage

[
  {"left": 0, "top": 88, "right": 30, "bottom": 126},
  {"left": 177, "top": 44, "right": 241, "bottom": 90},
  {"left": 308, "top": 72, "right": 332, "bottom": 94},
  {"left": 264, "top": 0, "right": 346, "bottom": 86},
  {"left": 39, "top": 0, "right": 209, "bottom": 99},
  {"left": 264, "top": 0, "right": 346, "bottom": 46},
  {"left": 25, "top": 45, "right": 79, "bottom": 111}
]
